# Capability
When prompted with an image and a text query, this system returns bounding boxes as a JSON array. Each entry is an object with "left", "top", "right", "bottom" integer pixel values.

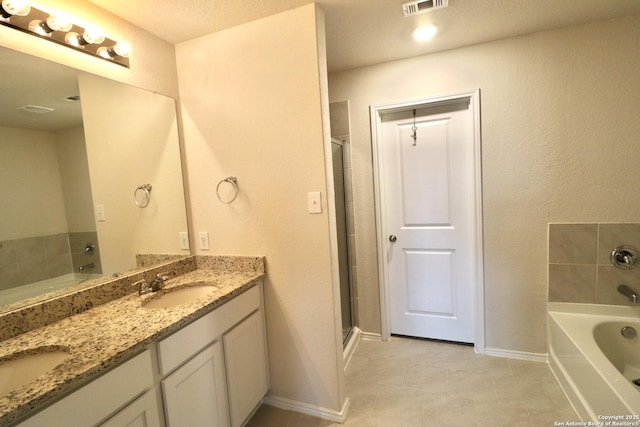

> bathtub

[
  {"left": 0, "top": 273, "right": 100, "bottom": 306},
  {"left": 549, "top": 302, "right": 640, "bottom": 421}
]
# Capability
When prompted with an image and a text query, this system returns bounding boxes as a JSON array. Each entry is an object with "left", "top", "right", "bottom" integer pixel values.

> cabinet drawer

[
  {"left": 19, "top": 350, "right": 154, "bottom": 427},
  {"left": 157, "top": 285, "right": 260, "bottom": 376}
]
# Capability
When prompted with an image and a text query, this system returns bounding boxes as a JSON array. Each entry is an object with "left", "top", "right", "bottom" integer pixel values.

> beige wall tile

[
  {"left": 14, "top": 237, "right": 45, "bottom": 263},
  {"left": 596, "top": 265, "right": 640, "bottom": 305},
  {"left": 44, "top": 233, "right": 70, "bottom": 258},
  {"left": 47, "top": 254, "right": 73, "bottom": 278},
  {"left": 329, "top": 101, "right": 350, "bottom": 137},
  {"left": 0, "top": 265, "right": 19, "bottom": 290},
  {"left": 548, "top": 223, "right": 597, "bottom": 264},
  {"left": 548, "top": 264, "right": 596, "bottom": 303},
  {"left": 0, "top": 241, "right": 16, "bottom": 267},
  {"left": 598, "top": 223, "right": 640, "bottom": 265},
  {"left": 17, "top": 259, "right": 48, "bottom": 285}
]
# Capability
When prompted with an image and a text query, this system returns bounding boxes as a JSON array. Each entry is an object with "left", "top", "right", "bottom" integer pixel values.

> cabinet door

[
  {"left": 223, "top": 311, "right": 269, "bottom": 427},
  {"left": 162, "top": 341, "right": 229, "bottom": 427},
  {"left": 100, "top": 391, "right": 161, "bottom": 427}
]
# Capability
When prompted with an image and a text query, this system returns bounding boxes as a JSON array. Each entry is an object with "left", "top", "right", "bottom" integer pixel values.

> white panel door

[{"left": 381, "top": 99, "right": 476, "bottom": 343}]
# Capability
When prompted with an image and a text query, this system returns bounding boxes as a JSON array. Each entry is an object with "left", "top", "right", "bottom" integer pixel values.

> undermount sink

[
  {"left": 0, "top": 347, "right": 71, "bottom": 396},
  {"left": 141, "top": 282, "right": 217, "bottom": 309}
]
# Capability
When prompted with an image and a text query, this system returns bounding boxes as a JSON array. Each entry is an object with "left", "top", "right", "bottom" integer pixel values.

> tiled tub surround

[
  {"left": 0, "top": 255, "right": 264, "bottom": 425},
  {"left": 0, "top": 232, "right": 102, "bottom": 292},
  {"left": 549, "top": 223, "right": 640, "bottom": 305}
]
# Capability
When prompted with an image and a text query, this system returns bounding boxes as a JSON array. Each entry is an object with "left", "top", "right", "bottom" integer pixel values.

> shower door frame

[
  {"left": 331, "top": 138, "right": 355, "bottom": 345},
  {"left": 369, "top": 89, "right": 486, "bottom": 353}
]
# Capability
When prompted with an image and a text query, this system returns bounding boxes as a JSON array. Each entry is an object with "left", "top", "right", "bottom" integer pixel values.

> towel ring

[
  {"left": 134, "top": 184, "right": 152, "bottom": 208},
  {"left": 216, "top": 176, "right": 238, "bottom": 204}
]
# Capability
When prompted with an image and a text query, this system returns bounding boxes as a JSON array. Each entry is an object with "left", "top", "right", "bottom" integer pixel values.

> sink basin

[
  {"left": 0, "top": 346, "right": 71, "bottom": 396},
  {"left": 142, "top": 283, "right": 217, "bottom": 309}
]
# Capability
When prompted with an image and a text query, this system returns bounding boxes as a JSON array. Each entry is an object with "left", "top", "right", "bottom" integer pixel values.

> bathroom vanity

[{"left": 0, "top": 256, "right": 269, "bottom": 427}]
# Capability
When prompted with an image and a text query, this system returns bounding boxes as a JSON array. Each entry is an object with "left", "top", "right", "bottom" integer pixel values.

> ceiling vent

[{"left": 402, "top": 0, "right": 449, "bottom": 17}]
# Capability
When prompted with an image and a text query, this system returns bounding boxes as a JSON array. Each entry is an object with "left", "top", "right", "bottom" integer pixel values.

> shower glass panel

[{"left": 331, "top": 140, "right": 354, "bottom": 345}]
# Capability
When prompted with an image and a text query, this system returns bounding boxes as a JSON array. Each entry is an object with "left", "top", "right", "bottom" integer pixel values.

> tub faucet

[
  {"left": 78, "top": 262, "right": 95, "bottom": 272},
  {"left": 150, "top": 272, "right": 170, "bottom": 292},
  {"left": 618, "top": 285, "right": 639, "bottom": 303}
]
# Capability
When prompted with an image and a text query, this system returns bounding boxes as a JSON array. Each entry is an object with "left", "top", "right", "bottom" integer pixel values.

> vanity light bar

[{"left": 0, "top": 1, "right": 130, "bottom": 68}]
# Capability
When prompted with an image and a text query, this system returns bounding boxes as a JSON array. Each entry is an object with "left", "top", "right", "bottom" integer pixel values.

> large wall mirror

[{"left": 0, "top": 46, "right": 190, "bottom": 312}]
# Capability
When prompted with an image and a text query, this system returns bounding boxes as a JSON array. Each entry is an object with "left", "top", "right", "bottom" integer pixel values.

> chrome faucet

[
  {"left": 78, "top": 262, "right": 95, "bottom": 272},
  {"left": 618, "top": 285, "right": 640, "bottom": 303},
  {"left": 150, "top": 272, "right": 171, "bottom": 292},
  {"left": 611, "top": 246, "right": 638, "bottom": 271},
  {"left": 133, "top": 279, "right": 152, "bottom": 295}
]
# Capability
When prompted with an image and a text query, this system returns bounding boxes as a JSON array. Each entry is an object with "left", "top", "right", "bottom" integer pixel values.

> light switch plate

[
  {"left": 308, "top": 192, "right": 322, "bottom": 214},
  {"left": 199, "top": 231, "right": 210, "bottom": 250},
  {"left": 179, "top": 232, "right": 190, "bottom": 250},
  {"left": 95, "top": 204, "right": 106, "bottom": 221}
]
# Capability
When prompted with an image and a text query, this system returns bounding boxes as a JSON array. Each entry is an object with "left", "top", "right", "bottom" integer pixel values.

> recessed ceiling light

[{"left": 413, "top": 25, "right": 437, "bottom": 42}]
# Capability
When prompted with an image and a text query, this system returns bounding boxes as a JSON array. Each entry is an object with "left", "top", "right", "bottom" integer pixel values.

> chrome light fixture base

[{"left": 0, "top": 2, "right": 130, "bottom": 68}]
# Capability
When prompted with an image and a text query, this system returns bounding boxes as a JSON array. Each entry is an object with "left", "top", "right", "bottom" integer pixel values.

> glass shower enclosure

[{"left": 331, "top": 139, "right": 354, "bottom": 345}]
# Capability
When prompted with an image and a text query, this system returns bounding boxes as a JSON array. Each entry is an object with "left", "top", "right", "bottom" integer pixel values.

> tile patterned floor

[{"left": 247, "top": 336, "right": 579, "bottom": 427}]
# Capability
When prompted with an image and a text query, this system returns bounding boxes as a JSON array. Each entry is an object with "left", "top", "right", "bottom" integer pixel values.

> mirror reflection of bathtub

[
  {"left": 0, "top": 46, "right": 189, "bottom": 312},
  {"left": 0, "top": 273, "right": 102, "bottom": 306}
]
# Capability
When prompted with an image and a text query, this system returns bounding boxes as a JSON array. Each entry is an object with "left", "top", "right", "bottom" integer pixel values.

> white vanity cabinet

[
  {"left": 156, "top": 284, "right": 268, "bottom": 427},
  {"left": 18, "top": 350, "right": 160, "bottom": 427},
  {"left": 16, "top": 283, "right": 268, "bottom": 427}
]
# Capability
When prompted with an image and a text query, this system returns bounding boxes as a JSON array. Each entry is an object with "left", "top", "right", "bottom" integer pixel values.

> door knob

[{"left": 389, "top": 235, "right": 397, "bottom": 243}]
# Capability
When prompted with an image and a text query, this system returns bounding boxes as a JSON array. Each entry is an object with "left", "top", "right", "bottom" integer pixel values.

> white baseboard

[
  {"left": 343, "top": 327, "right": 362, "bottom": 370},
  {"left": 360, "top": 331, "right": 383, "bottom": 341},
  {"left": 483, "top": 347, "right": 548, "bottom": 363},
  {"left": 262, "top": 395, "right": 350, "bottom": 423}
]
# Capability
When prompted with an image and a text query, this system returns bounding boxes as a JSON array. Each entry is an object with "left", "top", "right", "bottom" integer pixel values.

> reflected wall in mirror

[{"left": 0, "top": 46, "right": 189, "bottom": 311}]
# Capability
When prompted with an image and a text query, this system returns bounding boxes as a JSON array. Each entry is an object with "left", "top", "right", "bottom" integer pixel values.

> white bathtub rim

[
  {"left": 548, "top": 347, "right": 591, "bottom": 421},
  {"left": 549, "top": 301, "right": 640, "bottom": 317},
  {"left": 548, "top": 303, "right": 640, "bottom": 418}
]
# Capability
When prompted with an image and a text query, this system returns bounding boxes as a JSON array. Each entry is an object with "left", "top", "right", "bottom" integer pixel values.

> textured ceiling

[
  {"left": 4, "top": 0, "right": 640, "bottom": 131},
  {"left": 0, "top": 48, "right": 82, "bottom": 131},
  {"left": 87, "top": 0, "right": 640, "bottom": 72}
]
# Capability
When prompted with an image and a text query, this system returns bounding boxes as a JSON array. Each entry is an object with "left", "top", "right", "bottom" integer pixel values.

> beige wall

[
  {"left": 79, "top": 74, "right": 188, "bottom": 275},
  {"left": 0, "top": 127, "right": 67, "bottom": 240},
  {"left": 0, "top": 0, "right": 178, "bottom": 98},
  {"left": 176, "top": 4, "right": 344, "bottom": 414},
  {"left": 329, "top": 15, "right": 640, "bottom": 354},
  {"left": 56, "top": 126, "right": 96, "bottom": 233}
]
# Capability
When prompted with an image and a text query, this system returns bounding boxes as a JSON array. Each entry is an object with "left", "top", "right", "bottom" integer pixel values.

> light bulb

[
  {"left": 1, "top": 0, "right": 31, "bottom": 17},
  {"left": 28, "top": 19, "right": 51, "bottom": 37},
  {"left": 97, "top": 41, "right": 131, "bottom": 60},
  {"left": 82, "top": 26, "right": 105, "bottom": 44},
  {"left": 65, "top": 31, "right": 83, "bottom": 47},
  {"left": 113, "top": 41, "right": 130, "bottom": 58},
  {"left": 45, "top": 14, "right": 72, "bottom": 32},
  {"left": 96, "top": 46, "right": 111, "bottom": 59}
]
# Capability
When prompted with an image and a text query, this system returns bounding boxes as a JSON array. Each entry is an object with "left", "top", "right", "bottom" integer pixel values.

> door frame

[{"left": 369, "top": 89, "right": 485, "bottom": 352}]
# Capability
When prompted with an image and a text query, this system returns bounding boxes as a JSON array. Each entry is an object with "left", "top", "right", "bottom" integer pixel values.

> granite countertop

[{"left": 0, "top": 266, "right": 264, "bottom": 425}]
